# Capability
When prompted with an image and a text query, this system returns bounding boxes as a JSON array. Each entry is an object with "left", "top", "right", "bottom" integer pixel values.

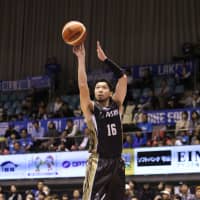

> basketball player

[{"left": 73, "top": 41, "right": 127, "bottom": 200}]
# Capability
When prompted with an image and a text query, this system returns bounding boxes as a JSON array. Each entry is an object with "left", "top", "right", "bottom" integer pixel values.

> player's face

[{"left": 94, "top": 82, "right": 112, "bottom": 102}]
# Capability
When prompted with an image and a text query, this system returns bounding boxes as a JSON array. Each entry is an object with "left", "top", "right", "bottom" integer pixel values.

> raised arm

[
  {"left": 97, "top": 41, "right": 127, "bottom": 106},
  {"left": 73, "top": 44, "right": 93, "bottom": 119}
]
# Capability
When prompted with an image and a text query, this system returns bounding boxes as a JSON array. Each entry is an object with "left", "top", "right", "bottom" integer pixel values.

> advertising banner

[
  {"left": 1, "top": 145, "right": 200, "bottom": 179},
  {"left": 134, "top": 145, "right": 200, "bottom": 175},
  {"left": 0, "top": 151, "right": 90, "bottom": 180},
  {"left": 147, "top": 107, "right": 200, "bottom": 125},
  {"left": 131, "top": 61, "right": 193, "bottom": 79}
]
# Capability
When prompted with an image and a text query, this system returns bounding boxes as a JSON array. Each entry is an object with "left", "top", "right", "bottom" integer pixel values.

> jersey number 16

[{"left": 107, "top": 123, "right": 117, "bottom": 136}]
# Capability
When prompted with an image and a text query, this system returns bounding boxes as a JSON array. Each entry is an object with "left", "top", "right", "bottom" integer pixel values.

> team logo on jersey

[{"left": 105, "top": 109, "right": 119, "bottom": 118}]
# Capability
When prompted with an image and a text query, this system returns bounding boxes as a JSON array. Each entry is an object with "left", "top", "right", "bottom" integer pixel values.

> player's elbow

[
  {"left": 123, "top": 74, "right": 128, "bottom": 81},
  {"left": 78, "top": 82, "right": 87, "bottom": 90}
]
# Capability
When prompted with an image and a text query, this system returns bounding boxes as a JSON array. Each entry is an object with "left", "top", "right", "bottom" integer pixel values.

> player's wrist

[{"left": 104, "top": 58, "right": 124, "bottom": 79}]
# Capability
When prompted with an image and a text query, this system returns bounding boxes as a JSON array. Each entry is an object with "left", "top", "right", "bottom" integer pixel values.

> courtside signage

[
  {"left": 0, "top": 151, "right": 90, "bottom": 180},
  {"left": 134, "top": 145, "right": 200, "bottom": 175}
]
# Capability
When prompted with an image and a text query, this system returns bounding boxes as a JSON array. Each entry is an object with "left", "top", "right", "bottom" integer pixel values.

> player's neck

[{"left": 97, "top": 98, "right": 110, "bottom": 107}]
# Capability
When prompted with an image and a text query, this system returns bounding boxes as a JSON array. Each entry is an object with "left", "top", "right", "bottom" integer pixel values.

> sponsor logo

[
  {"left": 174, "top": 150, "right": 200, "bottom": 168},
  {"left": 62, "top": 160, "right": 87, "bottom": 168},
  {"left": 0, "top": 161, "right": 18, "bottom": 172},
  {"left": 137, "top": 150, "right": 171, "bottom": 166},
  {"left": 34, "top": 155, "right": 55, "bottom": 172}
]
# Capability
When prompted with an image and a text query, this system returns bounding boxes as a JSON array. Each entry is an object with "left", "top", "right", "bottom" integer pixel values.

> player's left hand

[{"left": 97, "top": 41, "right": 107, "bottom": 62}]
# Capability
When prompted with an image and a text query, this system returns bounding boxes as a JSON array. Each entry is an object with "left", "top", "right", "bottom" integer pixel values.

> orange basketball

[{"left": 62, "top": 21, "right": 87, "bottom": 46}]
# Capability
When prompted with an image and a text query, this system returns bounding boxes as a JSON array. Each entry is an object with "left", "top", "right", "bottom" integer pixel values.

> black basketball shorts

[{"left": 82, "top": 153, "right": 125, "bottom": 200}]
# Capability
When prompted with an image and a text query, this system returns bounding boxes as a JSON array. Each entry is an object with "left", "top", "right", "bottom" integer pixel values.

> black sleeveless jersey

[{"left": 93, "top": 99, "right": 123, "bottom": 158}]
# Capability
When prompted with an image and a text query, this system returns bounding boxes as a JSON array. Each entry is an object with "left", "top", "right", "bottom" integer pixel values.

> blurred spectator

[
  {"left": 0, "top": 187, "right": 3, "bottom": 195},
  {"left": 37, "top": 101, "right": 48, "bottom": 120},
  {"left": 42, "top": 185, "right": 50, "bottom": 196},
  {"left": 173, "top": 194, "right": 182, "bottom": 200},
  {"left": 179, "top": 91, "right": 193, "bottom": 108},
  {"left": 167, "top": 95, "right": 179, "bottom": 109},
  {"left": 138, "top": 183, "right": 155, "bottom": 200},
  {"left": 157, "top": 79, "right": 171, "bottom": 109},
  {"left": 56, "top": 130, "right": 74, "bottom": 151},
  {"left": 124, "top": 184, "right": 133, "bottom": 200},
  {"left": 0, "top": 192, "right": 5, "bottom": 200},
  {"left": 178, "top": 182, "right": 195, "bottom": 200},
  {"left": 44, "top": 121, "right": 59, "bottom": 138},
  {"left": 65, "top": 119, "right": 79, "bottom": 137},
  {"left": 137, "top": 88, "right": 152, "bottom": 110},
  {"left": 160, "top": 190, "right": 171, "bottom": 200},
  {"left": 195, "top": 186, "right": 200, "bottom": 200},
  {"left": 51, "top": 194, "right": 60, "bottom": 200},
  {"left": 154, "top": 182, "right": 165, "bottom": 196},
  {"left": 132, "top": 108, "right": 143, "bottom": 124},
  {"left": 44, "top": 56, "right": 61, "bottom": 91},
  {"left": 123, "top": 134, "right": 134, "bottom": 148},
  {"left": 141, "top": 68, "right": 153, "bottom": 89},
  {"left": 192, "top": 90, "right": 200, "bottom": 108},
  {"left": 137, "top": 112, "right": 153, "bottom": 141},
  {"left": 175, "top": 111, "right": 190, "bottom": 136},
  {"left": 153, "top": 194, "right": 162, "bottom": 200},
  {"left": 191, "top": 130, "right": 200, "bottom": 145},
  {"left": 149, "top": 89, "right": 160, "bottom": 110},
  {"left": 131, "top": 197, "right": 139, "bottom": 200},
  {"left": 31, "top": 120, "right": 45, "bottom": 140},
  {"left": 25, "top": 191, "right": 34, "bottom": 200},
  {"left": 12, "top": 141, "right": 25, "bottom": 154},
  {"left": 21, "top": 96, "right": 33, "bottom": 115},
  {"left": 4, "top": 122, "right": 20, "bottom": 139},
  {"left": 189, "top": 111, "right": 200, "bottom": 133},
  {"left": 0, "top": 186, "right": 5, "bottom": 200},
  {"left": 7, "top": 133, "right": 20, "bottom": 154},
  {"left": 17, "top": 113, "right": 25, "bottom": 121},
  {"left": 7, "top": 184, "right": 22, "bottom": 200},
  {"left": 53, "top": 96, "right": 63, "bottom": 117},
  {"left": 56, "top": 141, "right": 69, "bottom": 152},
  {"left": 34, "top": 181, "right": 45, "bottom": 200},
  {"left": 128, "top": 180, "right": 139, "bottom": 197},
  {"left": 175, "top": 130, "right": 190, "bottom": 146},
  {"left": 133, "top": 130, "right": 147, "bottom": 147},
  {"left": 78, "top": 126, "right": 89, "bottom": 150},
  {"left": 162, "top": 132, "right": 174, "bottom": 146},
  {"left": 163, "top": 184, "right": 173, "bottom": 196},
  {"left": 175, "top": 62, "right": 192, "bottom": 89},
  {"left": 19, "top": 128, "right": 33, "bottom": 153},
  {"left": 60, "top": 102, "right": 74, "bottom": 118},
  {"left": 37, "top": 192, "right": 46, "bottom": 200},
  {"left": 61, "top": 193, "right": 69, "bottom": 200},
  {"left": 71, "top": 189, "right": 81, "bottom": 200}
]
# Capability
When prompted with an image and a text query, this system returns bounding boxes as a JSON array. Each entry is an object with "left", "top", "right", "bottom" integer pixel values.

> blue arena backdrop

[
  {"left": 0, "top": 108, "right": 199, "bottom": 136},
  {"left": 0, "top": 75, "right": 50, "bottom": 91}
]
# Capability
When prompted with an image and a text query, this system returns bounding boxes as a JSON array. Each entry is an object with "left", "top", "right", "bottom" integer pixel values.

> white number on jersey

[{"left": 107, "top": 123, "right": 117, "bottom": 136}]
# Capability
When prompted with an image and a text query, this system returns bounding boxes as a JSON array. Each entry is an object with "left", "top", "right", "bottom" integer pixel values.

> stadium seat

[
  {"left": 175, "top": 85, "right": 184, "bottom": 94},
  {"left": 122, "top": 113, "right": 132, "bottom": 124},
  {"left": 132, "top": 89, "right": 141, "bottom": 100}
]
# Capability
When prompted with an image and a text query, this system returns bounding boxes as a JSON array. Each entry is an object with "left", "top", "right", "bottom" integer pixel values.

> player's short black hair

[{"left": 93, "top": 79, "right": 113, "bottom": 92}]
